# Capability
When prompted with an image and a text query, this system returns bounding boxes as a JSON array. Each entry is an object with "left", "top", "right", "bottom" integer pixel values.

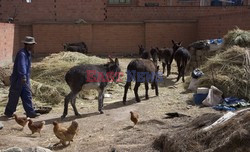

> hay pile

[
  {"left": 198, "top": 46, "right": 250, "bottom": 100},
  {"left": 30, "top": 79, "right": 62, "bottom": 105},
  {"left": 223, "top": 28, "right": 250, "bottom": 48},
  {"left": 31, "top": 52, "right": 107, "bottom": 104},
  {"left": 154, "top": 111, "right": 250, "bottom": 152},
  {"left": 0, "top": 67, "right": 11, "bottom": 86},
  {"left": 187, "top": 29, "right": 250, "bottom": 100}
]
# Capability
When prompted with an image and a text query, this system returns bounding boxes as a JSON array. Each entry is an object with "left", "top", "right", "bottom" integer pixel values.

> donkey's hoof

[
  {"left": 61, "top": 115, "right": 66, "bottom": 120},
  {"left": 123, "top": 101, "right": 126, "bottom": 105},
  {"left": 75, "top": 113, "right": 81, "bottom": 117},
  {"left": 99, "top": 111, "right": 104, "bottom": 114},
  {"left": 136, "top": 99, "right": 141, "bottom": 103},
  {"left": 146, "top": 96, "right": 149, "bottom": 100}
]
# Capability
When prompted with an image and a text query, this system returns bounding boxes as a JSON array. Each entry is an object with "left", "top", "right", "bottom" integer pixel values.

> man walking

[{"left": 4, "top": 36, "right": 40, "bottom": 118}]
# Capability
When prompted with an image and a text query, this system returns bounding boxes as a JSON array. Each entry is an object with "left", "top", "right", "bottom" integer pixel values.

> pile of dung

[
  {"left": 31, "top": 52, "right": 107, "bottom": 104},
  {"left": 154, "top": 111, "right": 250, "bottom": 152},
  {"left": 198, "top": 46, "right": 250, "bottom": 100},
  {"left": 223, "top": 28, "right": 250, "bottom": 48}
]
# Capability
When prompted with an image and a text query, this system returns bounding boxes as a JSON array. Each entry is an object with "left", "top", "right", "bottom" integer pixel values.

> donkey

[
  {"left": 63, "top": 41, "right": 88, "bottom": 54},
  {"left": 138, "top": 45, "right": 151, "bottom": 59},
  {"left": 171, "top": 40, "right": 191, "bottom": 82},
  {"left": 123, "top": 59, "right": 159, "bottom": 105},
  {"left": 150, "top": 48, "right": 159, "bottom": 66},
  {"left": 61, "top": 57, "right": 121, "bottom": 119},
  {"left": 157, "top": 47, "right": 173, "bottom": 77}
]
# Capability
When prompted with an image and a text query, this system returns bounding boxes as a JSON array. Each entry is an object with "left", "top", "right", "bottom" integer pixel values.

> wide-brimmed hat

[{"left": 22, "top": 36, "right": 37, "bottom": 44}]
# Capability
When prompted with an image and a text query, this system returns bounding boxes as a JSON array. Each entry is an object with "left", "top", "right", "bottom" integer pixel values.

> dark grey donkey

[
  {"left": 138, "top": 45, "right": 151, "bottom": 59},
  {"left": 171, "top": 40, "right": 191, "bottom": 82},
  {"left": 63, "top": 41, "right": 88, "bottom": 54},
  {"left": 61, "top": 57, "right": 121, "bottom": 119},
  {"left": 123, "top": 59, "right": 159, "bottom": 105},
  {"left": 157, "top": 47, "right": 173, "bottom": 77}
]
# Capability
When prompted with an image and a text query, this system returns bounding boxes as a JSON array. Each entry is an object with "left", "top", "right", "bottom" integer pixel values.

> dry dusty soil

[{"left": 0, "top": 58, "right": 221, "bottom": 152}]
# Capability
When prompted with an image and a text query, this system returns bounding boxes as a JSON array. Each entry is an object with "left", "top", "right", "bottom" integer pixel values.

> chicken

[
  {"left": 13, "top": 114, "right": 29, "bottom": 130},
  {"left": 27, "top": 119, "right": 45, "bottom": 137},
  {"left": 53, "top": 120, "right": 79, "bottom": 146},
  {"left": 130, "top": 111, "right": 139, "bottom": 127}
]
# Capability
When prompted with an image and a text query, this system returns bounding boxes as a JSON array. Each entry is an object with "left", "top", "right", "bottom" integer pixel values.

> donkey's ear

[
  {"left": 109, "top": 56, "right": 114, "bottom": 63},
  {"left": 171, "top": 40, "right": 175, "bottom": 44},
  {"left": 115, "top": 58, "right": 119, "bottom": 65},
  {"left": 178, "top": 41, "right": 182, "bottom": 46}
]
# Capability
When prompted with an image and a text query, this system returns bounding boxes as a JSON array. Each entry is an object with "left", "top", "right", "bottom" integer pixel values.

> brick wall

[
  {"left": 92, "top": 23, "right": 145, "bottom": 54},
  {"left": 145, "top": 20, "right": 197, "bottom": 49},
  {"left": 33, "top": 24, "right": 92, "bottom": 55},
  {"left": 31, "top": 23, "right": 144, "bottom": 55},
  {"left": 0, "top": 0, "right": 106, "bottom": 23},
  {"left": 12, "top": 11, "right": 248, "bottom": 56},
  {"left": 28, "top": 21, "right": 199, "bottom": 55},
  {"left": 198, "top": 12, "right": 250, "bottom": 39},
  {"left": 0, "top": 23, "right": 15, "bottom": 66},
  {"left": 14, "top": 25, "right": 33, "bottom": 56},
  {"left": 106, "top": 6, "right": 249, "bottom": 22},
  {"left": 1, "top": 0, "right": 249, "bottom": 23}
]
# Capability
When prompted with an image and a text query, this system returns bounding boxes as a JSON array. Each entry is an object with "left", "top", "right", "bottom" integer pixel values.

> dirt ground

[{"left": 0, "top": 58, "right": 221, "bottom": 152}]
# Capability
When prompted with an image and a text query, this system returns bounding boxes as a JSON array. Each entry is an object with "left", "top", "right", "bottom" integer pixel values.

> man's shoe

[
  {"left": 4, "top": 112, "right": 13, "bottom": 118},
  {"left": 27, "top": 113, "right": 41, "bottom": 118}
]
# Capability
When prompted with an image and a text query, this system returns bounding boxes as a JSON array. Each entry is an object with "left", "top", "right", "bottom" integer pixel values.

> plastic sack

[
  {"left": 202, "top": 85, "right": 223, "bottom": 107},
  {"left": 188, "top": 78, "right": 199, "bottom": 91}
]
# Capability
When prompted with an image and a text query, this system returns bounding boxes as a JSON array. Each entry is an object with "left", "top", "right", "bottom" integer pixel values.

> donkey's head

[
  {"left": 138, "top": 45, "right": 145, "bottom": 55},
  {"left": 107, "top": 57, "right": 121, "bottom": 82},
  {"left": 63, "top": 43, "right": 71, "bottom": 51},
  {"left": 156, "top": 47, "right": 162, "bottom": 61},
  {"left": 172, "top": 40, "right": 182, "bottom": 52}
]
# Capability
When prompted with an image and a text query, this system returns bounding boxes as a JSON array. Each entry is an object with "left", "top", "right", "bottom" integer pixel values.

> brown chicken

[
  {"left": 130, "top": 111, "right": 139, "bottom": 127},
  {"left": 13, "top": 114, "right": 29, "bottom": 130},
  {"left": 53, "top": 120, "right": 79, "bottom": 146},
  {"left": 27, "top": 119, "right": 45, "bottom": 137}
]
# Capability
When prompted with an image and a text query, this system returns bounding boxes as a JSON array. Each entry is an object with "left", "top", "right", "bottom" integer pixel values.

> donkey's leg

[
  {"left": 61, "top": 91, "right": 73, "bottom": 119},
  {"left": 176, "top": 60, "right": 182, "bottom": 82},
  {"left": 182, "top": 61, "right": 187, "bottom": 82},
  {"left": 154, "top": 81, "right": 159, "bottom": 96},
  {"left": 167, "top": 63, "right": 171, "bottom": 77},
  {"left": 70, "top": 92, "right": 81, "bottom": 116},
  {"left": 134, "top": 82, "right": 141, "bottom": 102},
  {"left": 97, "top": 88, "right": 105, "bottom": 114},
  {"left": 123, "top": 82, "right": 131, "bottom": 105},
  {"left": 145, "top": 82, "right": 149, "bottom": 99},
  {"left": 162, "top": 62, "right": 166, "bottom": 74}
]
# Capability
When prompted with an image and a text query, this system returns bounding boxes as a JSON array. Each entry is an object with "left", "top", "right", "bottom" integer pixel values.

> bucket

[{"left": 193, "top": 93, "right": 208, "bottom": 105}]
